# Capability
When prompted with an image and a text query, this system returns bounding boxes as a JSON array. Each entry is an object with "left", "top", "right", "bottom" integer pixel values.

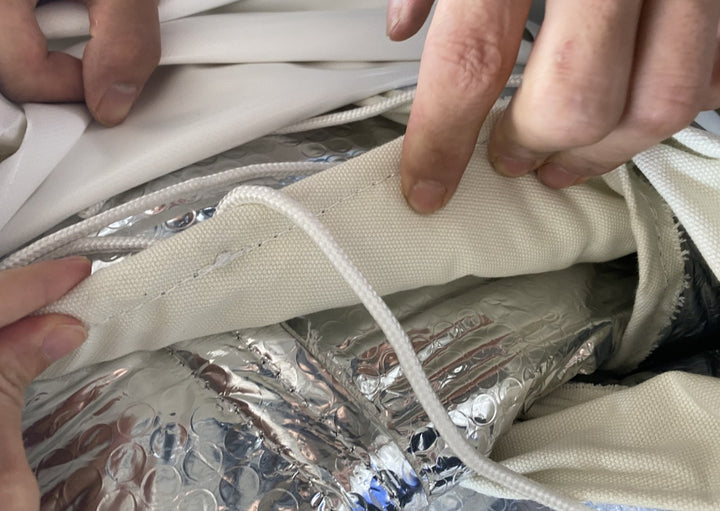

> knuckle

[
  {"left": 631, "top": 85, "right": 702, "bottom": 138},
  {"left": 520, "top": 82, "right": 624, "bottom": 149},
  {"left": 433, "top": 33, "right": 507, "bottom": 95},
  {"left": 1, "top": 75, "right": 37, "bottom": 103},
  {"left": 519, "top": 96, "right": 618, "bottom": 150}
]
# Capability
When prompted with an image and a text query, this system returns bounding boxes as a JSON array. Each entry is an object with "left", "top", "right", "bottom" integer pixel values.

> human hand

[
  {"left": 389, "top": 0, "right": 720, "bottom": 212},
  {"left": 0, "top": 0, "right": 160, "bottom": 126},
  {"left": 0, "top": 257, "right": 91, "bottom": 511}
]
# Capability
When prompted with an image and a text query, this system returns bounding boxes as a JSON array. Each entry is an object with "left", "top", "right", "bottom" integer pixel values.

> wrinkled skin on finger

[
  {"left": 0, "top": 258, "right": 90, "bottom": 511},
  {"left": 0, "top": 0, "right": 160, "bottom": 126},
  {"left": 389, "top": 0, "right": 720, "bottom": 212}
]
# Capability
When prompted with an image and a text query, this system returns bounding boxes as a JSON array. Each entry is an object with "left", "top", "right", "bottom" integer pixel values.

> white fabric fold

[
  {"left": 0, "top": 104, "right": 90, "bottom": 234},
  {"left": 64, "top": 11, "right": 428, "bottom": 64},
  {"left": 0, "top": 95, "right": 25, "bottom": 161},
  {"left": 636, "top": 128, "right": 720, "bottom": 280},
  {"left": 37, "top": 0, "right": 241, "bottom": 39},
  {"left": 465, "top": 372, "right": 720, "bottom": 511},
  {"left": 0, "top": 62, "right": 419, "bottom": 256},
  {"left": 41, "top": 101, "right": 639, "bottom": 378}
]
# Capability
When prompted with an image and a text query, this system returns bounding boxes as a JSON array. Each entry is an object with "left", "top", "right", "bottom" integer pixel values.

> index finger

[{"left": 401, "top": 0, "right": 531, "bottom": 213}]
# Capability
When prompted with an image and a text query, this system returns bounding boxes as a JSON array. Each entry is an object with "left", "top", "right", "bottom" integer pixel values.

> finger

[
  {"left": 0, "top": 0, "right": 83, "bottom": 102},
  {"left": 488, "top": 0, "right": 643, "bottom": 182},
  {"left": 0, "top": 257, "right": 91, "bottom": 327},
  {"left": 0, "top": 314, "right": 87, "bottom": 511},
  {"left": 541, "top": 0, "right": 720, "bottom": 187},
  {"left": 81, "top": 0, "right": 161, "bottom": 126},
  {"left": 401, "top": 0, "right": 531, "bottom": 213},
  {"left": 700, "top": 28, "right": 720, "bottom": 109},
  {"left": 387, "top": 0, "right": 434, "bottom": 41}
]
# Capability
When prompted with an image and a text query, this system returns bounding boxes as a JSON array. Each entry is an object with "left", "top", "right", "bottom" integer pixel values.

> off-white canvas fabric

[
  {"left": 5, "top": 2, "right": 720, "bottom": 507},
  {"left": 43, "top": 101, "right": 690, "bottom": 380},
  {"left": 18, "top": 88, "right": 718, "bottom": 508},
  {"left": 465, "top": 372, "right": 720, "bottom": 510}
]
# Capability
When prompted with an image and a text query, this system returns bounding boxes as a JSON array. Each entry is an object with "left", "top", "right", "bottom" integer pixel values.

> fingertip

[
  {"left": 490, "top": 154, "right": 537, "bottom": 177},
  {"left": 387, "top": 0, "right": 434, "bottom": 41},
  {"left": 82, "top": 0, "right": 160, "bottom": 126},
  {"left": 404, "top": 178, "right": 448, "bottom": 214},
  {"left": 42, "top": 322, "right": 87, "bottom": 364},
  {"left": 91, "top": 82, "right": 139, "bottom": 127},
  {"left": 386, "top": 0, "right": 403, "bottom": 39},
  {"left": 488, "top": 108, "right": 544, "bottom": 178},
  {"left": 536, "top": 162, "right": 584, "bottom": 188},
  {"left": 0, "top": 315, "right": 86, "bottom": 392},
  {"left": 56, "top": 256, "right": 93, "bottom": 283}
]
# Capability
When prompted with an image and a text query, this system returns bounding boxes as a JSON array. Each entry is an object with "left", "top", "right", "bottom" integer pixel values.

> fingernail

[
  {"left": 59, "top": 256, "right": 91, "bottom": 267},
  {"left": 387, "top": 0, "right": 403, "bottom": 37},
  {"left": 407, "top": 179, "right": 447, "bottom": 214},
  {"left": 537, "top": 162, "right": 582, "bottom": 189},
  {"left": 492, "top": 155, "right": 535, "bottom": 177},
  {"left": 43, "top": 324, "right": 88, "bottom": 363},
  {"left": 96, "top": 83, "right": 138, "bottom": 126}
]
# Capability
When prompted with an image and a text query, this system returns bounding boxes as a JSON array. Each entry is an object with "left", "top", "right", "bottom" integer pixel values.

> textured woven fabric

[
  {"left": 637, "top": 129, "right": 720, "bottom": 280},
  {"left": 42, "top": 101, "right": 647, "bottom": 378},
  {"left": 465, "top": 372, "right": 720, "bottom": 510},
  {"left": 0, "top": 62, "right": 419, "bottom": 254}
]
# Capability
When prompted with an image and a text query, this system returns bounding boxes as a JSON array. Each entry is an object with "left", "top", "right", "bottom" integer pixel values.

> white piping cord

[
  {"left": 41, "top": 236, "right": 154, "bottom": 261},
  {"left": 0, "top": 161, "right": 333, "bottom": 271},
  {"left": 275, "top": 88, "right": 417, "bottom": 135},
  {"left": 276, "top": 73, "right": 523, "bottom": 135},
  {"left": 220, "top": 185, "right": 589, "bottom": 511}
]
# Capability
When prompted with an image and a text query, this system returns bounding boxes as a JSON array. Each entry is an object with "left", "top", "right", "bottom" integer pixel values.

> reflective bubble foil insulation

[{"left": 20, "top": 116, "right": 645, "bottom": 510}]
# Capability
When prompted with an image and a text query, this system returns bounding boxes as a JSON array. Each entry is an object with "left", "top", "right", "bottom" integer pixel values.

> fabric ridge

[
  {"left": 41, "top": 100, "right": 639, "bottom": 378},
  {"left": 464, "top": 372, "right": 720, "bottom": 511}
]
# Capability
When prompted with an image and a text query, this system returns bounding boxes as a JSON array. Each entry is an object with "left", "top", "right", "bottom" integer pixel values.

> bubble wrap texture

[
  {"left": 24, "top": 260, "right": 635, "bottom": 510},
  {"left": 21, "top": 106, "right": 709, "bottom": 511}
]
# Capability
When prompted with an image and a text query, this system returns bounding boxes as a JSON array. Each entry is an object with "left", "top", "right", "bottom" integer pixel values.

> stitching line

[{"left": 93, "top": 171, "right": 399, "bottom": 326}]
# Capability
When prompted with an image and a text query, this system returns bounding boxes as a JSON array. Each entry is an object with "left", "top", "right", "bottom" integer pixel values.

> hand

[
  {"left": 0, "top": 257, "right": 91, "bottom": 511},
  {"left": 389, "top": 0, "right": 720, "bottom": 212},
  {"left": 0, "top": 0, "right": 160, "bottom": 126}
]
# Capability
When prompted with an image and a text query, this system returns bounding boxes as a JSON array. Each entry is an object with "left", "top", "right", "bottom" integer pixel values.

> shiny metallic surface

[
  {"left": 82, "top": 116, "right": 404, "bottom": 271},
  {"left": 287, "top": 262, "right": 636, "bottom": 494},
  {"left": 23, "top": 260, "right": 636, "bottom": 510},
  {"left": 19, "top": 114, "right": 666, "bottom": 510}
]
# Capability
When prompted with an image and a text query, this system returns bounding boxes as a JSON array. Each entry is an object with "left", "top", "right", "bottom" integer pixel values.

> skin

[
  {"left": 389, "top": 0, "right": 720, "bottom": 212},
  {"left": 0, "top": 0, "right": 160, "bottom": 127},
  {"left": 0, "top": 257, "right": 91, "bottom": 511}
]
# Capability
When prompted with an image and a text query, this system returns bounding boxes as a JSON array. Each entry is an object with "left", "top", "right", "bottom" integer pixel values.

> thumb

[
  {"left": 0, "top": 315, "right": 87, "bottom": 511},
  {"left": 81, "top": 0, "right": 161, "bottom": 126}
]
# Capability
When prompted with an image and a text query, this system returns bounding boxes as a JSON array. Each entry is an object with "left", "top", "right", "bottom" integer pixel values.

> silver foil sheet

[
  {"left": 18, "top": 112, "right": 654, "bottom": 510},
  {"left": 23, "top": 260, "right": 636, "bottom": 510},
  {"left": 70, "top": 116, "right": 406, "bottom": 273}
]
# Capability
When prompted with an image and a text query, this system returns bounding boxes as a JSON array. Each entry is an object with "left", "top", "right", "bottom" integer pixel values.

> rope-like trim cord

[{"left": 218, "top": 185, "right": 589, "bottom": 511}]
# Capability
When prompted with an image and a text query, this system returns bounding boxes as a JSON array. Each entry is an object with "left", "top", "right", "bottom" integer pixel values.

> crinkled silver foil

[
  {"left": 286, "top": 262, "right": 636, "bottom": 494},
  {"left": 23, "top": 261, "right": 636, "bottom": 510},
  {"left": 68, "top": 116, "right": 405, "bottom": 272},
  {"left": 20, "top": 113, "right": 652, "bottom": 510}
]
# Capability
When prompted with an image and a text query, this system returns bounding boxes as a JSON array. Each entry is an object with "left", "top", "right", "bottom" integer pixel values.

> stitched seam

[{"left": 93, "top": 171, "right": 399, "bottom": 326}]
